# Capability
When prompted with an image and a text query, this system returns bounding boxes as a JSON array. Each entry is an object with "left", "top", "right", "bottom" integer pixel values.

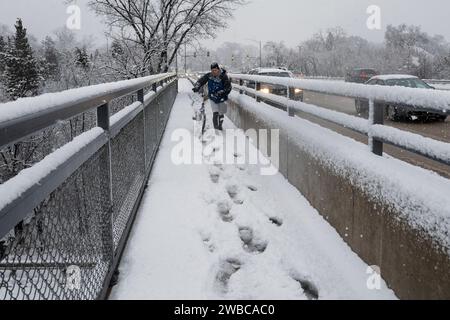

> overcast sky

[{"left": 0, "top": 0, "right": 449, "bottom": 48}]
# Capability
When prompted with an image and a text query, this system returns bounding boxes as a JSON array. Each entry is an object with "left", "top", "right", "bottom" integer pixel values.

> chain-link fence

[{"left": 0, "top": 75, "right": 178, "bottom": 300}]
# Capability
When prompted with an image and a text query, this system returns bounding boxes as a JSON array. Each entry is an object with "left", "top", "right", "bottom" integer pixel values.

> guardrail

[
  {"left": 297, "top": 75, "right": 345, "bottom": 81},
  {"left": 196, "top": 73, "right": 450, "bottom": 167},
  {"left": 424, "top": 79, "right": 450, "bottom": 85},
  {"left": 0, "top": 73, "right": 178, "bottom": 300},
  {"left": 289, "top": 76, "right": 450, "bottom": 89}
]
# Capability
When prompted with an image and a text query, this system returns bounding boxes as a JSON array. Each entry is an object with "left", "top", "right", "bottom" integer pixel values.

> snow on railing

[
  {"left": 370, "top": 125, "right": 450, "bottom": 165},
  {"left": 0, "top": 73, "right": 176, "bottom": 149},
  {"left": 228, "top": 90, "right": 450, "bottom": 254},
  {"left": 299, "top": 76, "right": 345, "bottom": 81},
  {"left": 0, "top": 127, "right": 106, "bottom": 213},
  {"left": 230, "top": 73, "right": 450, "bottom": 113},
  {"left": 224, "top": 73, "right": 450, "bottom": 166},
  {"left": 233, "top": 84, "right": 369, "bottom": 134}
]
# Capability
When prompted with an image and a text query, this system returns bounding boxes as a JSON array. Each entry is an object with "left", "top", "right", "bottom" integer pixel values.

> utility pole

[
  {"left": 259, "top": 41, "right": 262, "bottom": 68},
  {"left": 246, "top": 39, "right": 263, "bottom": 68}
]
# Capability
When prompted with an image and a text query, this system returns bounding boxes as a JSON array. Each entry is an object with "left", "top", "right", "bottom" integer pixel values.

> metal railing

[
  {"left": 205, "top": 73, "right": 450, "bottom": 167},
  {"left": 290, "top": 76, "right": 450, "bottom": 90},
  {"left": 424, "top": 79, "right": 450, "bottom": 85},
  {"left": 0, "top": 73, "right": 178, "bottom": 300}
]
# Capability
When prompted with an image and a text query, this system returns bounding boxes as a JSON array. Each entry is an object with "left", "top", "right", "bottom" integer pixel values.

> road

[{"left": 301, "top": 91, "right": 450, "bottom": 178}]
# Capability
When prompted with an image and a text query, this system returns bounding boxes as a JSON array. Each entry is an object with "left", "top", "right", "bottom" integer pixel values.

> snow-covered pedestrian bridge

[
  {"left": 109, "top": 80, "right": 395, "bottom": 300},
  {"left": 0, "top": 75, "right": 449, "bottom": 300}
]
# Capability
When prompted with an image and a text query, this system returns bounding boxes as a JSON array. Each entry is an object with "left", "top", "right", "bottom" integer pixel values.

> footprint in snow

[
  {"left": 269, "top": 216, "right": 283, "bottom": 227},
  {"left": 226, "top": 184, "right": 244, "bottom": 205},
  {"left": 209, "top": 167, "right": 221, "bottom": 184},
  {"left": 290, "top": 272, "right": 319, "bottom": 300},
  {"left": 238, "top": 227, "right": 268, "bottom": 254},
  {"left": 217, "top": 200, "right": 234, "bottom": 222},
  {"left": 215, "top": 258, "right": 242, "bottom": 294},
  {"left": 201, "top": 236, "right": 216, "bottom": 253}
]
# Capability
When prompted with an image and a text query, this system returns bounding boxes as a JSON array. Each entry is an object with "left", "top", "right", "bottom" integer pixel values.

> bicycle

[{"left": 190, "top": 88, "right": 208, "bottom": 139}]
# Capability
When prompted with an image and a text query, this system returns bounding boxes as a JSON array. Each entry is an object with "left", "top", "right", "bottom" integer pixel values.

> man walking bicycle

[{"left": 192, "top": 62, "right": 232, "bottom": 131}]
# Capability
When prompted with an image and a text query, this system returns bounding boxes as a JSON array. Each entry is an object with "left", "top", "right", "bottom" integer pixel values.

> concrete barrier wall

[{"left": 226, "top": 97, "right": 450, "bottom": 300}]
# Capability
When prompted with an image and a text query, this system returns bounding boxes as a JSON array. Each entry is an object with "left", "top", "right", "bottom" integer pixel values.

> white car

[{"left": 246, "top": 68, "right": 303, "bottom": 101}]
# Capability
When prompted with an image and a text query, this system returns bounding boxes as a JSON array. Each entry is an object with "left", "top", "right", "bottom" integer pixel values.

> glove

[
  {"left": 216, "top": 90, "right": 225, "bottom": 97},
  {"left": 192, "top": 87, "right": 199, "bottom": 93}
]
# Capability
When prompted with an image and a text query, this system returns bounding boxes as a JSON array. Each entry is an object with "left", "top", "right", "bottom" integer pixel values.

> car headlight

[
  {"left": 294, "top": 88, "right": 303, "bottom": 94},
  {"left": 260, "top": 88, "right": 270, "bottom": 94}
]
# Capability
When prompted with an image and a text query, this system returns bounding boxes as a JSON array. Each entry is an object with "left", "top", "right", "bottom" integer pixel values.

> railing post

[
  {"left": 97, "top": 103, "right": 110, "bottom": 132},
  {"left": 256, "top": 82, "right": 261, "bottom": 102},
  {"left": 96, "top": 102, "right": 114, "bottom": 264},
  {"left": 239, "top": 79, "right": 244, "bottom": 94},
  {"left": 137, "top": 89, "right": 144, "bottom": 104},
  {"left": 369, "top": 99, "right": 384, "bottom": 156},
  {"left": 152, "top": 82, "right": 157, "bottom": 92},
  {"left": 287, "top": 86, "right": 295, "bottom": 117},
  {"left": 138, "top": 89, "right": 147, "bottom": 170}
]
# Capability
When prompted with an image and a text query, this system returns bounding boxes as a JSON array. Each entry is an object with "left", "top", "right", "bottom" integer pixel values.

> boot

[
  {"left": 218, "top": 115, "right": 225, "bottom": 131},
  {"left": 213, "top": 112, "right": 220, "bottom": 130}
]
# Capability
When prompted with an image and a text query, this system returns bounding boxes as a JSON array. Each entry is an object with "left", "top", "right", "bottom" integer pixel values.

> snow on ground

[{"left": 109, "top": 79, "right": 396, "bottom": 300}]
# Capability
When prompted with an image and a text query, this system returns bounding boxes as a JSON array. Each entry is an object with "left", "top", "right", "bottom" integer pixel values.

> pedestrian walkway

[{"left": 109, "top": 79, "right": 396, "bottom": 300}]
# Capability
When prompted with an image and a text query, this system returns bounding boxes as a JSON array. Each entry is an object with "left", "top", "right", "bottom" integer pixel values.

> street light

[{"left": 246, "top": 38, "right": 262, "bottom": 68}]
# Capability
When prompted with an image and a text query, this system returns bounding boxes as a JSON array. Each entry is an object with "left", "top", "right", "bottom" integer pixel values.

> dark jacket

[{"left": 194, "top": 69, "right": 232, "bottom": 104}]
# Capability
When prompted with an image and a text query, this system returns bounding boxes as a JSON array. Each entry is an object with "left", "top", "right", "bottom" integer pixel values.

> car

[
  {"left": 355, "top": 74, "right": 448, "bottom": 121},
  {"left": 246, "top": 67, "right": 303, "bottom": 101},
  {"left": 345, "top": 68, "right": 379, "bottom": 83}
]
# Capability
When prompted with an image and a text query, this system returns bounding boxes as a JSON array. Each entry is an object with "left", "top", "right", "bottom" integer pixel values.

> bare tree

[{"left": 87, "top": 0, "right": 246, "bottom": 76}]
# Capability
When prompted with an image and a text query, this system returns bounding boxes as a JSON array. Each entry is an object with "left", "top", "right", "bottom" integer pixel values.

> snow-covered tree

[
  {"left": 4, "top": 19, "right": 40, "bottom": 100},
  {"left": 383, "top": 24, "right": 450, "bottom": 78},
  {"left": 75, "top": 47, "right": 91, "bottom": 70},
  {"left": 434, "top": 52, "right": 450, "bottom": 78},
  {"left": 40, "top": 36, "right": 60, "bottom": 81},
  {"left": 0, "top": 36, "right": 7, "bottom": 102},
  {"left": 264, "top": 42, "right": 289, "bottom": 68},
  {"left": 0, "top": 36, "right": 6, "bottom": 74},
  {"left": 87, "top": 0, "right": 246, "bottom": 76}
]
